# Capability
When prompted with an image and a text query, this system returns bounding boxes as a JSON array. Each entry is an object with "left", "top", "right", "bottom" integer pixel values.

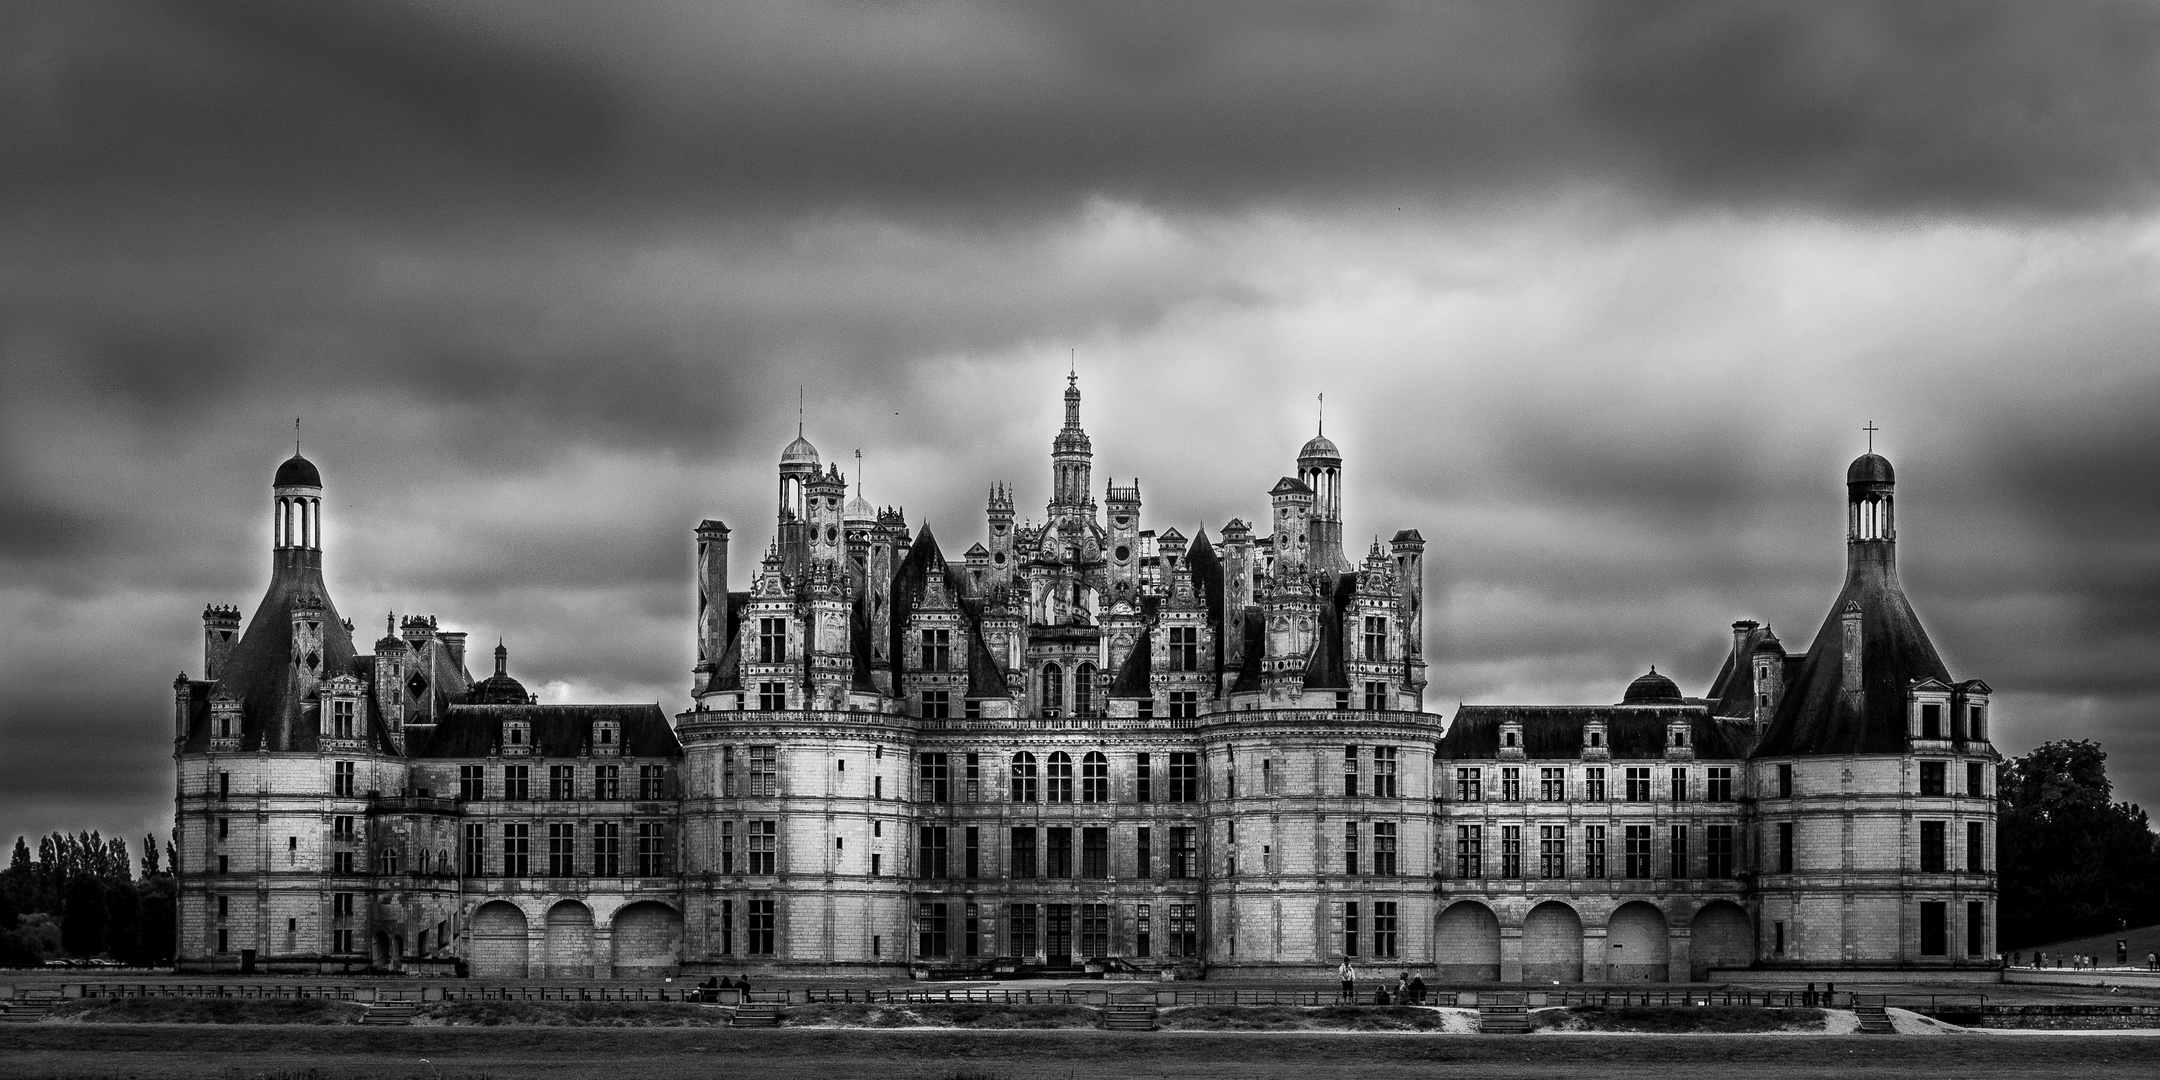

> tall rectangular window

[
  {"left": 593, "top": 764, "right": 620, "bottom": 800},
  {"left": 748, "top": 899, "right": 775, "bottom": 955},
  {"left": 1372, "top": 746, "right": 1397, "bottom": 797},
  {"left": 1777, "top": 822, "right": 1794, "bottom": 873},
  {"left": 721, "top": 747, "right": 736, "bottom": 797},
  {"left": 462, "top": 823, "right": 485, "bottom": 877},
  {"left": 502, "top": 823, "right": 528, "bottom": 877},
  {"left": 1135, "top": 903, "right": 1152, "bottom": 957},
  {"left": 1009, "top": 827, "right": 1037, "bottom": 878},
  {"left": 1081, "top": 753, "right": 1109, "bottom": 802},
  {"left": 333, "top": 761, "right": 355, "bottom": 797},
  {"left": 918, "top": 753, "right": 950, "bottom": 803},
  {"left": 1966, "top": 902, "right": 1985, "bottom": 957},
  {"left": 1501, "top": 767, "right": 1521, "bottom": 802},
  {"left": 641, "top": 764, "right": 666, "bottom": 799},
  {"left": 1372, "top": 901, "right": 1399, "bottom": 958},
  {"left": 546, "top": 823, "right": 576, "bottom": 876},
  {"left": 1135, "top": 754, "right": 1152, "bottom": 802},
  {"left": 331, "top": 698, "right": 355, "bottom": 740},
  {"left": 748, "top": 820, "right": 776, "bottom": 874},
  {"left": 1707, "top": 824, "right": 1736, "bottom": 878},
  {"left": 1669, "top": 824, "right": 1689, "bottom": 879},
  {"left": 1921, "top": 702, "right": 1943, "bottom": 739},
  {"left": 1455, "top": 767, "right": 1482, "bottom": 802},
  {"left": 1540, "top": 825, "right": 1567, "bottom": 879},
  {"left": 1168, "top": 752, "right": 1199, "bottom": 802},
  {"left": 1168, "top": 904, "right": 1198, "bottom": 957},
  {"left": 1777, "top": 763, "right": 1793, "bottom": 798},
  {"left": 720, "top": 821, "right": 735, "bottom": 874},
  {"left": 1362, "top": 616, "right": 1387, "bottom": 662},
  {"left": 636, "top": 822, "right": 669, "bottom": 876},
  {"left": 1670, "top": 768, "right": 1689, "bottom": 803},
  {"left": 1967, "top": 762, "right": 1984, "bottom": 797},
  {"left": 1344, "top": 745, "right": 1360, "bottom": 797},
  {"left": 965, "top": 902, "right": 981, "bottom": 957},
  {"left": 1540, "top": 767, "right": 1566, "bottom": 802},
  {"left": 758, "top": 617, "right": 787, "bottom": 663},
  {"left": 593, "top": 822, "right": 620, "bottom": 876},
  {"left": 1372, "top": 822, "right": 1398, "bottom": 876},
  {"left": 1170, "top": 826, "right": 1196, "bottom": 879},
  {"left": 1136, "top": 826, "right": 1151, "bottom": 878},
  {"left": 720, "top": 899, "right": 734, "bottom": 955},
  {"left": 1168, "top": 626, "right": 1199, "bottom": 671},
  {"left": 1920, "top": 820, "right": 1947, "bottom": 872},
  {"left": 1045, "top": 827, "right": 1073, "bottom": 878},
  {"left": 1081, "top": 827, "right": 1108, "bottom": 879},
  {"left": 1341, "top": 901, "right": 1360, "bottom": 957},
  {"left": 749, "top": 746, "right": 777, "bottom": 796},
  {"left": 1583, "top": 767, "right": 1606, "bottom": 802},
  {"left": 1625, "top": 767, "right": 1651, "bottom": 802},
  {"left": 917, "top": 902, "right": 948, "bottom": 959},
  {"left": 920, "top": 628, "right": 950, "bottom": 672},
  {"left": 1455, "top": 825, "right": 1482, "bottom": 878},
  {"left": 1967, "top": 821, "right": 1984, "bottom": 873},
  {"left": 918, "top": 825, "right": 949, "bottom": 879},
  {"left": 1342, "top": 821, "right": 1360, "bottom": 875},
  {"left": 504, "top": 764, "right": 529, "bottom": 801},
  {"left": 1046, "top": 754, "right": 1074, "bottom": 803},
  {"left": 1624, "top": 825, "right": 1652, "bottom": 878},
  {"left": 550, "top": 765, "right": 575, "bottom": 800},
  {"left": 964, "top": 752, "right": 981, "bottom": 802},
  {"left": 1500, "top": 825, "right": 1523, "bottom": 878},
  {"left": 1009, "top": 904, "right": 1038, "bottom": 957},
  {"left": 1919, "top": 901, "right": 1947, "bottom": 956},
  {"left": 1920, "top": 761, "right": 1947, "bottom": 796},
  {"left": 758, "top": 681, "right": 786, "bottom": 711},
  {"left": 1081, "top": 903, "right": 1109, "bottom": 958},
  {"left": 964, "top": 826, "right": 981, "bottom": 878},
  {"left": 1706, "top": 767, "right": 1734, "bottom": 802},
  {"left": 1585, "top": 825, "right": 1606, "bottom": 877}
]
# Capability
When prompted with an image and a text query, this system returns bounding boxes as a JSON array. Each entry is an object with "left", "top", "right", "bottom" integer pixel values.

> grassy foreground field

[{"left": 4, "top": 1026, "right": 2158, "bottom": 1080}]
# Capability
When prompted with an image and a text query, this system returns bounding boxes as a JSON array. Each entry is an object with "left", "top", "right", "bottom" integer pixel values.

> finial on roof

[
  {"left": 1318, "top": 392, "right": 1323, "bottom": 437},
  {"left": 1863, "top": 420, "right": 1878, "bottom": 454},
  {"left": 295, "top": 416, "right": 302, "bottom": 455},
  {"left": 798, "top": 386, "right": 804, "bottom": 437},
  {"left": 855, "top": 449, "right": 863, "bottom": 495}
]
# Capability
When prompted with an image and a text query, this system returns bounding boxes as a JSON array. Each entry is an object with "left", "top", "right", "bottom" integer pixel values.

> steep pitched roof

[
  {"left": 1110, "top": 627, "right": 1153, "bottom": 696},
  {"left": 1753, "top": 542, "right": 1951, "bottom": 757},
  {"left": 408, "top": 703, "right": 681, "bottom": 759},
  {"left": 202, "top": 549, "right": 360, "bottom": 753},
  {"left": 1440, "top": 706, "right": 1754, "bottom": 760},
  {"left": 1300, "top": 572, "right": 1360, "bottom": 690},
  {"left": 1185, "top": 529, "right": 1225, "bottom": 678}
]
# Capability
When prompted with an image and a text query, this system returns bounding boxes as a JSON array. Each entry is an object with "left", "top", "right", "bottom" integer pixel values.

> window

[
  {"left": 1344, "top": 746, "right": 1360, "bottom": 797},
  {"left": 875, "top": 775, "right": 883, "bottom": 799},
  {"left": 963, "top": 752, "right": 981, "bottom": 802},
  {"left": 1501, "top": 825, "right": 1522, "bottom": 878},
  {"left": 1968, "top": 704, "right": 1986, "bottom": 740},
  {"left": 1455, "top": 825, "right": 1482, "bottom": 878},
  {"left": 920, "top": 690, "right": 950, "bottom": 719},
  {"left": 965, "top": 826, "right": 981, "bottom": 878},
  {"left": 1169, "top": 626, "right": 1199, "bottom": 671},
  {"left": 758, "top": 681, "right": 786, "bottom": 711},
  {"left": 1707, "top": 766, "right": 1733, "bottom": 802},
  {"left": 593, "top": 822, "right": 620, "bottom": 876},
  {"left": 742, "top": 746, "right": 776, "bottom": 797},
  {"left": 1168, "top": 903, "right": 1198, "bottom": 957},
  {"left": 331, "top": 698, "right": 355, "bottom": 740},
  {"left": 1135, "top": 753, "right": 1152, "bottom": 802},
  {"left": 720, "top": 821, "right": 735, "bottom": 874},
  {"left": 1341, "top": 901, "right": 1360, "bottom": 957},
  {"left": 758, "top": 617, "right": 787, "bottom": 663},
  {"left": 1625, "top": 767, "right": 1650, "bottom": 802},
  {"left": 1967, "top": 821, "right": 1984, "bottom": 873},
  {"left": 1501, "top": 767, "right": 1521, "bottom": 802},
  {"left": 334, "top": 760, "right": 355, "bottom": 797},
  {"left": 333, "top": 892, "right": 353, "bottom": 919},
  {"left": 503, "top": 823, "right": 529, "bottom": 876},
  {"left": 1585, "top": 825, "right": 1607, "bottom": 877},
  {"left": 1010, "top": 752, "right": 1038, "bottom": 802},
  {"left": 1921, "top": 702, "right": 1943, "bottom": 739},
  {"left": 1967, "top": 902, "right": 1985, "bottom": 957},
  {"left": 1920, "top": 820, "right": 1947, "bottom": 872},
  {"left": 1362, "top": 616, "right": 1387, "bottom": 662},
  {"left": 719, "top": 900, "right": 734, "bottom": 955},
  {"left": 462, "top": 823, "right": 485, "bottom": 877},
  {"left": 1009, "top": 828, "right": 1037, "bottom": 878},
  {"left": 748, "top": 820, "right": 776, "bottom": 874},
  {"left": 1046, "top": 752, "right": 1074, "bottom": 803},
  {"left": 1009, "top": 904, "right": 1038, "bottom": 957},
  {"left": 1623, "top": 825, "right": 1652, "bottom": 878},
  {"left": 1135, "top": 903, "right": 1152, "bottom": 957},
  {"left": 1670, "top": 768, "right": 1689, "bottom": 802},
  {"left": 1073, "top": 662, "right": 1097, "bottom": 716},
  {"left": 1707, "top": 824, "right": 1735, "bottom": 878},
  {"left": 504, "top": 765, "right": 529, "bottom": 801},
  {"left": 1540, "top": 767, "right": 1565, "bottom": 802},
  {"left": 594, "top": 764, "right": 620, "bottom": 800},
  {"left": 636, "top": 822, "right": 669, "bottom": 875},
  {"left": 918, "top": 753, "right": 950, "bottom": 803},
  {"left": 1777, "top": 763, "right": 1793, "bottom": 798},
  {"left": 1540, "top": 825, "right": 1567, "bottom": 879},
  {"left": 1046, "top": 827, "right": 1072, "bottom": 878},
  {"left": 748, "top": 899, "right": 775, "bottom": 955},
  {"left": 1041, "top": 663, "right": 1063, "bottom": 714},
  {"left": 548, "top": 822, "right": 575, "bottom": 876},
  {"left": 1373, "top": 821, "right": 1398, "bottom": 875},
  {"left": 639, "top": 765, "right": 666, "bottom": 800},
  {"left": 1136, "top": 826, "right": 1151, "bottom": 878},
  {"left": 1081, "top": 903, "right": 1109, "bottom": 958},
  {"left": 1363, "top": 681, "right": 1388, "bottom": 711},
  {"left": 329, "top": 814, "right": 353, "bottom": 841},
  {"left": 219, "top": 771, "right": 231, "bottom": 799},
  {"left": 1373, "top": 746, "right": 1397, "bottom": 797},
  {"left": 1583, "top": 767, "right": 1606, "bottom": 802},
  {"left": 1169, "top": 826, "right": 1196, "bottom": 879},
  {"left": 330, "top": 851, "right": 351, "bottom": 875},
  {"left": 550, "top": 765, "right": 575, "bottom": 800},
  {"left": 1920, "top": 761, "right": 1947, "bottom": 796},
  {"left": 965, "top": 902, "right": 981, "bottom": 957},
  {"left": 1919, "top": 901, "right": 1947, "bottom": 956},
  {"left": 1225, "top": 821, "right": 1237, "bottom": 875},
  {"left": 920, "top": 628, "right": 950, "bottom": 672},
  {"left": 1168, "top": 752, "right": 1199, "bottom": 802},
  {"left": 721, "top": 747, "right": 736, "bottom": 797},
  {"left": 1343, "top": 821, "right": 1360, "bottom": 875},
  {"left": 1774, "top": 921, "right": 1785, "bottom": 954},
  {"left": 1669, "top": 824, "right": 1689, "bottom": 879},
  {"left": 918, "top": 826, "right": 949, "bottom": 879},
  {"left": 456, "top": 765, "right": 483, "bottom": 801},
  {"left": 1081, "top": 827, "right": 1108, "bottom": 878},
  {"left": 1372, "top": 901, "right": 1399, "bottom": 958},
  {"left": 1967, "top": 762, "right": 1984, "bottom": 798},
  {"left": 1776, "top": 822, "right": 1794, "bottom": 873},
  {"left": 1079, "top": 751, "right": 1109, "bottom": 802},
  {"left": 1168, "top": 690, "right": 1198, "bottom": 718},
  {"left": 918, "top": 902, "right": 948, "bottom": 958},
  {"left": 1455, "top": 768, "right": 1482, "bottom": 802}
]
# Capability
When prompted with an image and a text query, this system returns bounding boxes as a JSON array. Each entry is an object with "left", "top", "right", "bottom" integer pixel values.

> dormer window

[
  {"left": 595, "top": 721, "right": 620, "bottom": 755},
  {"left": 1504, "top": 731, "right": 1518, "bottom": 748},
  {"left": 505, "top": 720, "right": 531, "bottom": 754}
]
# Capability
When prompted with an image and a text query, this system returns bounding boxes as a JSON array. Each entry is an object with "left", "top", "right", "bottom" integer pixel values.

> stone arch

[
  {"left": 1434, "top": 900, "right": 1501, "bottom": 981},
  {"left": 1521, "top": 901, "right": 1584, "bottom": 983},
  {"left": 1689, "top": 901, "right": 1753, "bottom": 980},
  {"left": 471, "top": 900, "right": 530, "bottom": 978},
  {"left": 1606, "top": 901, "right": 1670, "bottom": 983},
  {"left": 610, "top": 901, "right": 683, "bottom": 979},
  {"left": 545, "top": 899, "right": 594, "bottom": 979}
]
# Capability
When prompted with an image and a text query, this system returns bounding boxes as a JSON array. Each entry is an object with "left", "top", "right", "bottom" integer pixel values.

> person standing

[
  {"left": 1397, "top": 970, "right": 1410, "bottom": 1001},
  {"left": 1339, "top": 959, "right": 1356, "bottom": 1004}
]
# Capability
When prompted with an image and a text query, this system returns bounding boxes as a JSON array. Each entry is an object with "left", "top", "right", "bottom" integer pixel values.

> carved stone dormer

[
  {"left": 1907, "top": 678, "right": 1955, "bottom": 747},
  {"left": 503, "top": 718, "right": 532, "bottom": 756},
  {"left": 1498, "top": 718, "right": 1527, "bottom": 761},
  {"left": 594, "top": 719, "right": 621, "bottom": 756},
  {"left": 1580, "top": 718, "right": 1610, "bottom": 761},
  {"left": 209, "top": 692, "right": 243, "bottom": 752},
  {"left": 1665, "top": 717, "right": 1695, "bottom": 761},
  {"left": 322, "top": 673, "right": 368, "bottom": 749}
]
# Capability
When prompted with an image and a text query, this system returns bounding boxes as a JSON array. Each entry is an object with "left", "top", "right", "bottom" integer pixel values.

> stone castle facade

[{"left": 173, "top": 378, "right": 1999, "bottom": 980}]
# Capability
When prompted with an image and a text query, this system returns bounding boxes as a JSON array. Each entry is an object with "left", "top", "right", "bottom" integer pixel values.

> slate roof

[
  {"left": 1440, "top": 706, "right": 1757, "bottom": 760},
  {"left": 407, "top": 703, "right": 681, "bottom": 759},
  {"left": 1110, "top": 627, "right": 1153, "bottom": 696},
  {"left": 188, "top": 548, "right": 362, "bottom": 753}
]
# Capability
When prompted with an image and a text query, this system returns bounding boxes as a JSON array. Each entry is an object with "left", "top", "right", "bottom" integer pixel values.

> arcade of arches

[{"left": 1433, "top": 899, "right": 1751, "bottom": 983}]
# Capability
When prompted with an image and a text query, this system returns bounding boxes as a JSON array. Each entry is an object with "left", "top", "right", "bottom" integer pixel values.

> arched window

[
  {"left": 1041, "top": 663, "right": 1064, "bottom": 716},
  {"left": 1047, "top": 752, "right": 1074, "bottom": 803},
  {"left": 1081, "top": 751, "right": 1109, "bottom": 802},
  {"left": 1010, "top": 752, "right": 1038, "bottom": 802},
  {"left": 1074, "top": 662, "right": 1097, "bottom": 716}
]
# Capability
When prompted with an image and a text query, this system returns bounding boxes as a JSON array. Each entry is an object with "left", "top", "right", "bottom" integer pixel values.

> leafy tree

[
  {"left": 137, "top": 875, "right": 177, "bottom": 965},
  {"left": 60, "top": 875, "right": 107, "bottom": 957},
  {"left": 140, "top": 833, "right": 162, "bottom": 878},
  {"left": 103, "top": 879, "right": 142, "bottom": 964},
  {"left": 1998, "top": 739, "right": 2160, "bottom": 947}
]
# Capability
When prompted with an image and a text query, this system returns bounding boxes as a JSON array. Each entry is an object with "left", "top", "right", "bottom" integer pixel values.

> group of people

[
  {"left": 690, "top": 975, "right": 752, "bottom": 1003},
  {"left": 1336, "top": 962, "right": 1429, "bottom": 1006},
  {"left": 2013, "top": 950, "right": 2158, "bottom": 970}
]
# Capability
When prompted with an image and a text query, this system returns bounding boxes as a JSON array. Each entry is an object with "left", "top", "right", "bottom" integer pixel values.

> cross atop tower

[{"left": 1864, "top": 420, "right": 1879, "bottom": 454}]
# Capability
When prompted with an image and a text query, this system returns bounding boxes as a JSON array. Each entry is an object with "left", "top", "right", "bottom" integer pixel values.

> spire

[{"left": 494, "top": 639, "right": 508, "bottom": 677}]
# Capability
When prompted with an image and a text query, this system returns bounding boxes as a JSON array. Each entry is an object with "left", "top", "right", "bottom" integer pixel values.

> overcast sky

[{"left": 5, "top": 1, "right": 2160, "bottom": 854}]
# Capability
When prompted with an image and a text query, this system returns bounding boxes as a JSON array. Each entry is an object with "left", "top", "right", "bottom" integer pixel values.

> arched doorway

[
  {"left": 1435, "top": 901, "right": 1500, "bottom": 981},
  {"left": 1606, "top": 901, "right": 1670, "bottom": 982},
  {"left": 610, "top": 902, "right": 683, "bottom": 979},
  {"left": 1690, "top": 901, "right": 1753, "bottom": 980},
  {"left": 545, "top": 900, "right": 594, "bottom": 979},
  {"left": 471, "top": 901, "right": 529, "bottom": 979},
  {"left": 1521, "top": 901, "right": 1584, "bottom": 983}
]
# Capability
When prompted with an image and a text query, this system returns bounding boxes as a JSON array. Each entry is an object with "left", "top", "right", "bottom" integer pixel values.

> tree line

[
  {"left": 1998, "top": 739, "right": 2160, "bottom": 949},
  {"left": 0, "top": 831, "right": 176, "bottom": 967}
]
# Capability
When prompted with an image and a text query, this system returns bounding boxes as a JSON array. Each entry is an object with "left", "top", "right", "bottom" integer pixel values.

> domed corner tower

[
  {"left": 174, "top": 450, "right": 420, "bottom": 974},
  {"left": 1746, "top": 450, "right": 1997, "bottom": 972}
]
